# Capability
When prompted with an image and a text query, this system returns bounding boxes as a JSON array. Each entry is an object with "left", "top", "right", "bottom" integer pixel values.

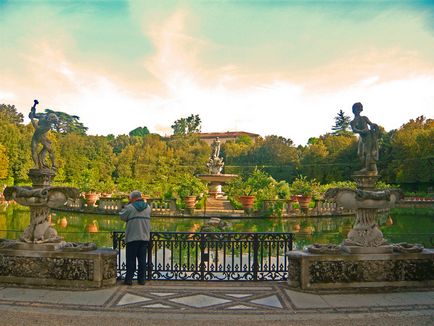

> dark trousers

[{"left": 125, "top": 240, "right": 149, "bottom": 282}]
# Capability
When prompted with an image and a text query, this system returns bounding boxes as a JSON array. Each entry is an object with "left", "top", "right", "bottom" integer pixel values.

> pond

[{"left": 0, "top": 204, "right": 432, "bottom": 249}]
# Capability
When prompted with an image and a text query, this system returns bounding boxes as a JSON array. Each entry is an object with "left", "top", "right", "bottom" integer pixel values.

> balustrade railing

[
  {"left": 261, "top": 199, "right": 354, "bottom": 216},
  {"left": 112, "top": 231, "right": 293, "bottom": 281}
]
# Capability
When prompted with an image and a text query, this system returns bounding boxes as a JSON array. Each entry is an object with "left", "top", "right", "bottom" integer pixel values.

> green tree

[
  {"left": 0, "top": 144, "right": 9, "bottom": 180},
  {"left": 332, "top": 110, "right": 351, "bottom": 135},
  {"left": 129, "top": 126, "right": 150, "bottom": 137},
  {"left": 45, "top": 109, "right": 88, "bottom": 135},
  {"left": 253, "top": 135, "right": 298, "bottom": 165},
  {"left": 389, "top": 116, "right": 433, "bottom": 188},
  {"left": 171, "top": 114, "right": 201, "bottom": 135},
  {"left": 0, "top": 104, "right": 24, "bottom": 125},
  {"left": 0, "top": 116, "right": 33, "bottom": 184}
]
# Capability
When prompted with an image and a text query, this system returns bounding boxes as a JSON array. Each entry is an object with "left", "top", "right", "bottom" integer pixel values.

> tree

[
  {"left": 389, "top": 116, "right": 433, "bottom": 187},
  {"left": 171, "top": 114, "right": 201, "bottom": 135},
  {"left": 332, "top": 110, "right": 351, "bottom": 135},
  {"left": 0, "top": 104, "right": 24, "bottom": 125},
  {"left": 0, "top": 144, "right": 9, "bottom": 180},
  {"left": 45, "top": 109, "right": 88, "bottom": 135},
  {"left": 254, "top": 135, "right": 298, "bottom": 165},
  {"left": 129, "top": 126, "right": 150, "bottom": 137}
]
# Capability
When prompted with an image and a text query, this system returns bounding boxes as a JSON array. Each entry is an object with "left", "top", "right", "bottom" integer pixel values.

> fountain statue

[
  {"left": 206, "top": 137, "right": 224, "bottom": 174},
  {"left": 198, "top": 137, "right": 237, "bottom": 198},
  {"left": 1, "top": 100, "right": 116, "bottom": 288},
  {"left": 286, "top": 102, "right": 433, "bottom": 292},
  {"left": 3, "top": 100, "right": 78, "bottom": 244},
  {"left": 324, "top": 102, "right": 403, "bottom": 253}
]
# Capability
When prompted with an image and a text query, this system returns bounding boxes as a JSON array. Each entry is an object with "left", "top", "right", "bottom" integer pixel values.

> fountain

[
  {"left": 0, "top": 100, "right": 116, "bottom": 288},
  {"left": 197, "top": 137, "right": 238, "bottom": 198},
  {"left": 287, "top": 102, "right": 433, "bottom": 292}
]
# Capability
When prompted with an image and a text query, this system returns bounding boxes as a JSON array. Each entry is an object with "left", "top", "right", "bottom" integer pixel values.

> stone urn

[
  {"left": 239, "top": 195, "right": 255, "bottom": 211},
  {"left": 184, "top": 195, "right": 197, "bottom": 209}
]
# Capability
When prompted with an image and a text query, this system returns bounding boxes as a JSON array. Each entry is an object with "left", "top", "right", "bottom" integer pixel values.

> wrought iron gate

[{"left": 112, "top": 231, "right": 293, "bottom": 281}]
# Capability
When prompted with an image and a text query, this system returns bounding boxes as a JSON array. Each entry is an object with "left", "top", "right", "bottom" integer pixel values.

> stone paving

[
  {"left": 0, "top": 281, "right": 434, "bottom": 325},
  {"left": 0, "top": 281, "right": 433, "bottom": 318}
]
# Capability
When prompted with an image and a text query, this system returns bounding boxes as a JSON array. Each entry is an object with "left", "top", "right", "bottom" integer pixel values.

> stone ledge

[
  {"left": 287, "top": 249, "right": 434, "bottom": 293},
  {"left": 0, "top": 247, "right": 117, "bottom": 289}
]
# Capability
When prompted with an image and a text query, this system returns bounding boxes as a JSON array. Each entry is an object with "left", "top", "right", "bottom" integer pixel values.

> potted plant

[
  {"left": 226, "top": 169, "right": 276, "bottom": 212},
  {"left": 98, "top": 180, "right": 115, "bottom": 198},
  {"left": 290, "top": 176, "right": 319, "bottom": 210},
  {"left": 78, "top": 172, "right": 100, "bottom": 207},
  {"left": 175, "top": 174, "right": 207, "bottom": 209}
]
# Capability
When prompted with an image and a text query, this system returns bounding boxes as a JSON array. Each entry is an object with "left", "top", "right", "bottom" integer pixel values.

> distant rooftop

[{"left": 198, "top": 131, "right": 260, "bottom": 139}]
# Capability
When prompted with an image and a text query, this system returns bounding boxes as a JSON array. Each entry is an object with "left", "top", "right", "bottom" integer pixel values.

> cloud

[{"left": 0, "top": 1, "right": 433, "bottom": 146}]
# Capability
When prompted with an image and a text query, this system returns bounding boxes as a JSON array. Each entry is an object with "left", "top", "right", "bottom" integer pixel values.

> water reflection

[{"left": 0, "top": 204, "right": 432, "bottom": 248}]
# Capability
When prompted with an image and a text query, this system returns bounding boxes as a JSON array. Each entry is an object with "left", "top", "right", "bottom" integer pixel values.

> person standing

[{"left": 119, "top": 190, "right": 151, "bottom": 285}]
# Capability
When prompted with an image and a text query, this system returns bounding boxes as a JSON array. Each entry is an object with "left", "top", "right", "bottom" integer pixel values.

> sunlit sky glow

[{"left": 1, "top": 0, "right": 433, "bottom": 145}]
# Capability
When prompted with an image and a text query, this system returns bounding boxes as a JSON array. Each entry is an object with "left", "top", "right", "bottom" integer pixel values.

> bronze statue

[
  {"left": 350, "top": 102, "right": 379, "bottom": 175},
  {"left": 29, "top": 100, "right": 58, "bottom": 170}
]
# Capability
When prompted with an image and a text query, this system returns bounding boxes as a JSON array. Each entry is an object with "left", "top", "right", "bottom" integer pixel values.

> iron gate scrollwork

[{"left": 112, "top": 231, "right": 293, "bottom": 281}]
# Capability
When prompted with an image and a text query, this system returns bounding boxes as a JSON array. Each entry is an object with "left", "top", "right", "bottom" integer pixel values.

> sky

[{"left": 1, "top": 0, "right": 434, "bottom": 145}]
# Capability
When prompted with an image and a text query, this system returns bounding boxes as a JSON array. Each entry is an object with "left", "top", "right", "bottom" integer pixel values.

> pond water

[{"left": 0, "top": 205, "right": 432, "bottom": 249}]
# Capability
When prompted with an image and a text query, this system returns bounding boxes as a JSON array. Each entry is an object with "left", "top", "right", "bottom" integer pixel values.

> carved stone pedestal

[
  {"left": 287, "top": 250, "right": 434, "bottom": 292},
  {"left": 342, "top": 245, "right": 393, "bottom": 254},
  {"left": 0, "top": 245, "right": 117, "bottom": 289}
]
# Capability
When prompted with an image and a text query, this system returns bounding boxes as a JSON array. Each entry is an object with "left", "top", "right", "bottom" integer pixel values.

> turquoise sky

[{"left": 1, "top": 0, "right": 433, "bottom": 144}]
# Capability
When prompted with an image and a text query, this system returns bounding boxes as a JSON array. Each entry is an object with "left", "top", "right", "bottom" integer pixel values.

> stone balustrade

[
  {"left": 261, "top": 199, "right": 355, "bottom": 217},
  {"left": 147, "top": 198, "right": 177, "bottom": 216},
  {"left": 66, "top": 197, "right": 83, "bottom": 209},
  {"left": 98, "top": 197, "right": 124, "bottom": 211}
]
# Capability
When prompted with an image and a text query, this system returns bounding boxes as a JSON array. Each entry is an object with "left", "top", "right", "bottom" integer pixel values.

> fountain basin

[{"left": 197, "top": 174, "right": 238, "bottom": 198}]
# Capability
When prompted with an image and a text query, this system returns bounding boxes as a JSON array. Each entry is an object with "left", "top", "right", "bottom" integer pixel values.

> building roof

[{"left": 198, "top": 131, "right": 260, "bottom": 139}]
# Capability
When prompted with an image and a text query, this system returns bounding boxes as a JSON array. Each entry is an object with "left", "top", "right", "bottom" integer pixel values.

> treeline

[{"left": 0, "top": 104, "right": 432, "bottom": 194}]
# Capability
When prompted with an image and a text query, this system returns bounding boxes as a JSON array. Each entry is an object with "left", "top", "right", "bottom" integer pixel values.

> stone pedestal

[
  {"left": 0, "top": 246, "right": 117, "bottom": 289},
  {"left": 28, "top": 168, "right": 56, "bottom": 188},
  {"left": 197, "top": 174, "right": 238, "bottom": 199},
  {"left": 287, "top": 250, "right": 434, "bottom": 292},
  {"left": 208, "top": 182, "right": 223, "bottom": 198}
]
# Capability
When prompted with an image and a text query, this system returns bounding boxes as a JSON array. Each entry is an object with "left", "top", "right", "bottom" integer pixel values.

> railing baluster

[{"left": 253, "top": 233, "right": 259, "bottom": 281}]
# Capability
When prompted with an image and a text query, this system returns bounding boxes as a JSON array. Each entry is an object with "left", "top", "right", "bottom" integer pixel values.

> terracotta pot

[
  {"left": 184, "top": 195, "right": 197, "bottom": 209},
  {"left": 239, "top": 195, "right": 255, "bottom": 210},
  {"left": 293, "top": 223, "right": 301, "bottom": 231},
  {"left": 386, "top": 216, "right": 394, "bottom": 226},
  {"left": 85, "top": 192, "right": 98, "bottom": 207},
  {"left": 59, "top": 217, "right": 68, "bottom": 228},
  {"left": 297, "top": 195, "right": 312, "bottom": 209},
  {"left": 87, "top": 221, "right": 98, "bottom": 233},
  {"left": 290, "top": 195, "right": 299, "bottom": 201}
]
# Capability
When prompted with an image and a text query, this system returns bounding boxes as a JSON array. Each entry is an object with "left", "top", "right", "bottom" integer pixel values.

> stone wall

[
  {"left": 287, "top": 250, "right": 434, "bottom": 292},
  {"left": 0, "top": 247, "right": 117, "bottom": 288}
]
